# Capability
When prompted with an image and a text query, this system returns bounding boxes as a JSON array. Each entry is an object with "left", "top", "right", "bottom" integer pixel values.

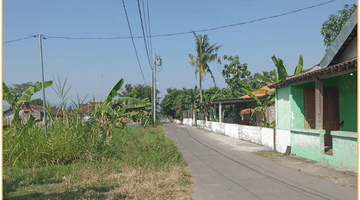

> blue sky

[{"left": 2, "top": 0, "right": 357, "bottom": 107}]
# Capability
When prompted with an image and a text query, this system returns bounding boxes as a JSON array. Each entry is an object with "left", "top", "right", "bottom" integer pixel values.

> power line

[
  {"left": 137, "top": 0, "right": 153, "bottom": 69},
  {"left": 122, "top": 0, "right": 147, "bottom": 85},
  {"left": 3, "top": 35, "right": 36, "bottom": 44},
  {"left": 146, "top": 0, "right": 153, "bottom": 58},
  {"left": 141, "top": 0, "right": 151, "bottom": 60},
  {"left": 43, "top": 0, "right": 337, "bottom": 40}
]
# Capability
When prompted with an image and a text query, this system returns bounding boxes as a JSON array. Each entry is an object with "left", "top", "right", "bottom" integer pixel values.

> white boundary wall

[{"left": 182, "top": 118, "right": 290, "bottom": 153}]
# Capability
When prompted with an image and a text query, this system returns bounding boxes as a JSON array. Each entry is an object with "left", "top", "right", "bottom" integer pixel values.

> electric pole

[
  {"left": 38, "top": 34, "right": 48, "bottom": 139},
  {"left": 152, "top": 53, "right": 156, "bottom": 127},
  {"left": 152, "top": 53, "right": 162, "bottom": 127}
]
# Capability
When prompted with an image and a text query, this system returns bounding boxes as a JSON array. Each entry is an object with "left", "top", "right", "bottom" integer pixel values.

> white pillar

[
  {"left": 219, "top": 102, "right": 222, "bottom": 123},
  {"left": 210, "top": 106, "right": 212, "bottom": 121},
  {"left": 214, "top": 104, "right": 216, "bottom": 119},
  {"left": 205, "top": 106, "right": 208, "bottom": 122}
]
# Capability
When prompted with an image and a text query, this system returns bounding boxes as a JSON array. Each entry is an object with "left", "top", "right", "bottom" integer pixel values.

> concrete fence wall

[
  {"left": 181, "top": 118, "right": 357, "bottom": 170},
  {"left": 187, "top": 118, "right": 290, "bottom": 153},
  {"left": 290, "top": 129, "right": 326, "bottom": 162},
  {"left": 331, "top": 131, "right": 357, "bottom": 169},
  {"left": 172, "top": 119, "right": 182, "bottom": 124},
  {"left": 290, "top": 128, "right": 357, "bottom": 170}
]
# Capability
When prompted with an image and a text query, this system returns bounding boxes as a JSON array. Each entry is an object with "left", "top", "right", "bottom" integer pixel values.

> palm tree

[{"left": 188, "top": 31, "right": 220, "bottom": 103}]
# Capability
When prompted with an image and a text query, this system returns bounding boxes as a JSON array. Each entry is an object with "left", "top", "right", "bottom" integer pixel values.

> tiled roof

[
  {"left": 269, "top": 58, "right": 357, "bottom": 89},
  {"left": 240, "top": 85, "right": 275, "bottom": 98}
]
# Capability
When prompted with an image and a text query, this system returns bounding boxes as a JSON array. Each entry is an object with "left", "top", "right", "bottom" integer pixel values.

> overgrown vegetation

[
  {"left": 3, "top": 124, "right": 193, "bottom": 199},
  {"left": 3, "top": 78, "right": 193, "bottom": 199}
]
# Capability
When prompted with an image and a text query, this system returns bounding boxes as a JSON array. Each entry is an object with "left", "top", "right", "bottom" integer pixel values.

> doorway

[{"left": 303, "top": 87, "right": 339, "bottom": 155}]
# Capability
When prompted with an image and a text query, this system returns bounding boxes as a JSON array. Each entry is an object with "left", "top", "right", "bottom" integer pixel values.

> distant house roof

[
  {"left": 319, "top": 9, "right": 357, "bottom": 68},
  {"left": 27, "top": 104, "right": 64, "bottom": 115},
  {"left": 240, "top": 85, "right": 275, "bottom": 98},
  {"left": 3, "top": 103, "right": 64, "bottom": 116},
  {"left": 78, "top": 101, "right": 149, "bottom": 114}
]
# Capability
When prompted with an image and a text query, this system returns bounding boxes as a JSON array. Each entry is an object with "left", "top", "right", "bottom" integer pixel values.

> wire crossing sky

[
  {"left": 4, "top": 0, "right": 340, "bottom": 43},
  {"left": 3, "top": 0, "right": 357, "bottom": 106}
]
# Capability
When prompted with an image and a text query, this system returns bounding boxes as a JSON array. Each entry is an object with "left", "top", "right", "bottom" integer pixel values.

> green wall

[
  {"left": 339, "top": 73, "right": 357, "bottom": 132},
  {"left": 276, "top": 85, "right": 305, "bottom": 130},
  {"left": 276, "top": 86, "right": 291, "bottom": 129},
  {"left": 276, "top": 73, "right": 357, "bottom": 132},
  {"left": 290, "top": 86, "right": 305, "bottom": 129}
]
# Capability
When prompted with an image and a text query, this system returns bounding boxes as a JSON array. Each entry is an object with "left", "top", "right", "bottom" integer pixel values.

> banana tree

[
  {"left": 91, "top": 78, "right": 151, "bottom": 127},
  {"left": 242, "top": 88, "right": 275, "bottom": 127},
  {"left": 254, "top": 55, "right": 303, "bottom": 109},
  {"left": 256, "top": 55, "right": 303, "bottom": 83},
  {"left": 3, "top": 81, "right": 53, "bottom": 128}
]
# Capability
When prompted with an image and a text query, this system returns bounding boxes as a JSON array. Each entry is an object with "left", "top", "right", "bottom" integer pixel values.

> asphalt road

[{"left": 163, "top": 121, "right": 357, "bottom": 200}]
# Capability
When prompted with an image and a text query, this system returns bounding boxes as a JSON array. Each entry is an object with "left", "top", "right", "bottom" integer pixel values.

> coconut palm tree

[{"left": 188, "top": 31, "right": 220, "bottom": 103}]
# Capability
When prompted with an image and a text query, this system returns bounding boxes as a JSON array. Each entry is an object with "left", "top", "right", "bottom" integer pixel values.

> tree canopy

[
  {"left": 7, "top": 82, "right": 33, "bottom": 102},
  {"left": 118, "top": 83, "right": 159, "bottom": 102},
  {"left": 321, "top": 4, "right": 357, "bottom": 50}
]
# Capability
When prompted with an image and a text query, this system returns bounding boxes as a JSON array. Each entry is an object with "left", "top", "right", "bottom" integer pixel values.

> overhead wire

[
  {"left": 42, "top": 0, "right": 337, "bottom": 40},
  {"left": 121, "top": 0, "right": 147, "bottom": 85},
  {"left": 3, "top": 35, "right": 37, "bottom": 44},
  {"left": 137, "top": 0, "right": 153, "bottom": 70},
  {"left": 146, "top": 0, "right": 153, "bottom": 58},
  {"left": 141, "top": 0, "right": 151, "bottom": 62}
]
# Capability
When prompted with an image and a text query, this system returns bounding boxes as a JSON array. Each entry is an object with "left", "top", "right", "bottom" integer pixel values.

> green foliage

[
  {"left": 7, "top": 82, "right": 33, "bottom": 102},
  {"left": 52, "top": 76, "right": 72, "bottom": 110},
  {"left": 3, "top": 119, "right": 185, "bottom": 170},
  {"left": 105, "top": 78, "right": 124, "bottom": 104},
  {"left": 294, "top": 55, "right": 303, "bottom": 75},
  {"left": 189, "top": 31, "right": 220, "bottom": 102},
  {"left": 271, "top": 55, "right": 288, "bottom": 81},
  {"left": 118, "top": 83, "right": 159, "bottom": 101},
  {"left": 3, "top": 82, "right": 16, "bottom": 106},
  {"left": 222, "top": 55, "right": 274, "bottom": 94},
  {"left": 257, "top": 55, "right": 303, "bottom": 84},
  {"left": 242, "top": 88, "right": 275, "bottom": 125},
  {"left": 321, "top": 4, "right": 357, "bottom": 50},
  {"left": 29, "top": 98, "right": 43, "bottom": 105},
  {"left": 3, "top": 81, "right": 53, "bottom": 129},
  {"left": 18, "top": 81, "right": 53, "bottom": 103}
]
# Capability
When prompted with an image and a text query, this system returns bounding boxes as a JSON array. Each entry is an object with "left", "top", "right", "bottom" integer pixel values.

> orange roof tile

[{"left": 240, "top": 85, "right": 275, "bottom": 98}]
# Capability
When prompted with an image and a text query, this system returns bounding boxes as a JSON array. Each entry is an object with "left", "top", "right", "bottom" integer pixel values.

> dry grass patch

[
  {"left": 252, "top": 151, "right": 285, "bottom": 160},
  {"left": 4, "top": 164, "right": 193, "bottom": 200}
]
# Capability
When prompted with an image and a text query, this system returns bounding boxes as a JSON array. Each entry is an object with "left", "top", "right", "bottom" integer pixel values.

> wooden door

[
  {"left": 303, "top": 87, "right": 339, "bottom": 146},
  {"left": 323, "top": 88, "right": 339, "bottom": 146},
  {"left": 304, "top": 88, "right": 315, "bottom": 129}
]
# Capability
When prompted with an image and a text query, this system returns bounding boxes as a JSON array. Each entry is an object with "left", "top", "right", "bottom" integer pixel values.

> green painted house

[{"left": 270, "top": 10, "right": 357, "bottom": 169}]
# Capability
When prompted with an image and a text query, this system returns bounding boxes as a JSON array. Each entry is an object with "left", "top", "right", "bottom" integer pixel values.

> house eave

[{"left": 269, "top": 58, "right": 357, "bottom": 89}]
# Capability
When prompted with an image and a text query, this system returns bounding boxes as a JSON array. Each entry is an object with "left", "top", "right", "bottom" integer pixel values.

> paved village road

[{"left": 163, "top": 121, "right": 357, "bottom": 200}]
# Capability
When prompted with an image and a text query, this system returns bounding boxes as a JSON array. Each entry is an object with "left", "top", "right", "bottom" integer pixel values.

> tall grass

[{"left": 3, "top": 115, "right": 186, "bottom": 170}]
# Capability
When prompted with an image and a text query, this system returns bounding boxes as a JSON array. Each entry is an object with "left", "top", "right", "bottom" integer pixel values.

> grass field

[{"left": 3, "top": 121, "right": 193, "bottom": 199}]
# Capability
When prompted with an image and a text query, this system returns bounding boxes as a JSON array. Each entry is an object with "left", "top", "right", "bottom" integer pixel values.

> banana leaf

[
  {"left": 105, "top": 78, "right": 124, "bottom": 104},
  {"left": 3, "top": 82, "right": 16, "bottom": 106},
  {"left": 294, "top": 55, "right": 303, "bottom": 74},
  {"left": 18, "top": 81, "right": 53, "bottom": 103}
]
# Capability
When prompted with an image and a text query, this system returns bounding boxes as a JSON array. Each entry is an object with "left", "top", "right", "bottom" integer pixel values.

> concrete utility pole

[
  {"left": 152, "top": 53, "right": 162, "bottom": 127},
  {"left": 38, "top": 34, "right": 47, "bottom": 139},
  {"left": 152, "top": 53, "right": 156, "bottom": 127}
]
